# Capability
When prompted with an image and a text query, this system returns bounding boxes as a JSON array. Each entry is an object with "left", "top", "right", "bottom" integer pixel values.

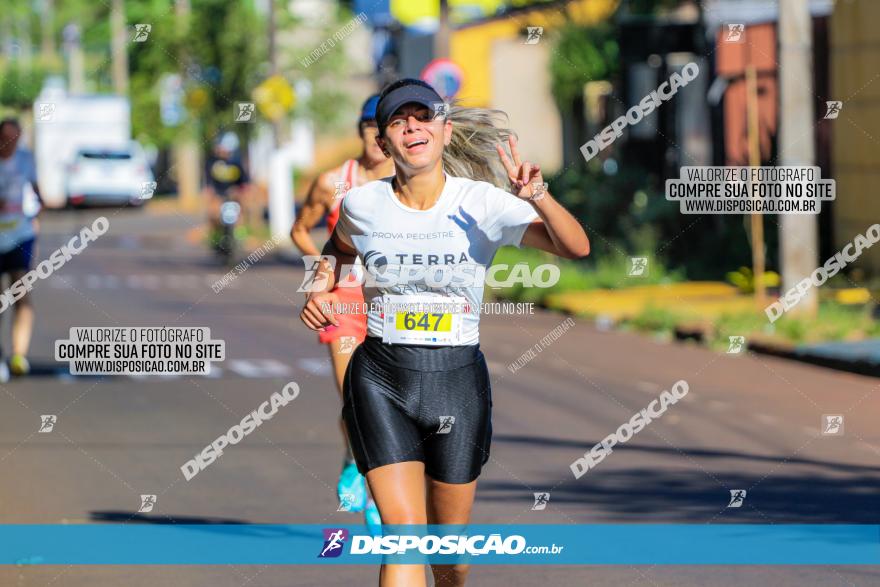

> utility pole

[
  {"left": 110, "top": 0, "right": 129, "bottom": 96},
  {"left": 268, "top": 0, "right": 282, "bottom": 148},
  {"left": 434, "top": 0, "right": 450, "bottom": 59},
  {"left": 62, "top": 23, "right": 85, "bottom": 94},
  {"left": 41, "top": 0, "right": 56, "bottom": 61},
  {"left": 778, "top": 0, "right": 818, "bottom": 317},
  {"left": 174, "top": 0, "right": 202, "bottom": 214}
]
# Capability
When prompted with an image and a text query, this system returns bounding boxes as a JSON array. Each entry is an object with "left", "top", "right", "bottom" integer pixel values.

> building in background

[
  {"left": 830, "top": 0, "right": 880, "bottom": 273},
  {"left": 704, "top": 0, "right": 835, "bottom": 263},
  {"left": 452, "top": 0, "right": 619, "bottom": 174},
  {"left": 359, "top": 0, "right": 617, "bottom": 175},
  {"left": 616, "top": 2, "right": 709, "bottom": 178}
]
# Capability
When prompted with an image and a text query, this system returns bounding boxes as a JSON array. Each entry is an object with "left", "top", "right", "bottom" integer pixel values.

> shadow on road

[
  {"left": 91, "top": 511, "right": 249, "bottom": 525},
  {"left": 89, "top": 511, "right": 319, "bottom": 540},
  {"left": 481, "top": 434, "right": 880, "bottom": 523},
  {"left": 8, "top": 363, "right": 70, "bottom": 378}
]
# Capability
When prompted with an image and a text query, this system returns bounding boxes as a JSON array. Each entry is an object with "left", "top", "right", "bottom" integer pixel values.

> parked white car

[
  {"left": 66, "top": 142, "right": 155, "bottom": 207},
  {"left": 33, "top": 85, "right": 133, "bottom": 208}
]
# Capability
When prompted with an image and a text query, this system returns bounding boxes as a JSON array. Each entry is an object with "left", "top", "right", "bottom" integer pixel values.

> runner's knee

[{"left": 432, "top": 563, "right": 470, "bottom": 587}]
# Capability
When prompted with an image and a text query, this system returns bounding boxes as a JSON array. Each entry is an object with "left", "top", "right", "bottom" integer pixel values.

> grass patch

[
  {"left": 625, "top": 301, "right": 880, "bottom": 349},
  {"left": 491, "top": 246, "right": 684, "bottom": 304}
]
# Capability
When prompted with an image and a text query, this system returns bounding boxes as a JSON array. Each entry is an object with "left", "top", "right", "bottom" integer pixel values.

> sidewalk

[
  {"left": 751, "top": 338, "right": 880, "bottom": 377},
  {"left": 544, "top": 282, "right": 879, "bottom": 378}
]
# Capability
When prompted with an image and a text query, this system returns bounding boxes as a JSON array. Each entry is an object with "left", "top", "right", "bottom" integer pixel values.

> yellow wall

[
  {"left": 830, "top": 0, "right": 880, "bottom": 271},
  {"left": 391, "top": 0, "right": 505, "bottom": 24},
  {"left": 451, "top": 0, "right": 619, "bottom": 107}
]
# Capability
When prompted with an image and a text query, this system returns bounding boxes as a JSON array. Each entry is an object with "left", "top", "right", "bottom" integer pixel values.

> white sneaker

[{"left": 0, "top": 362, "right": 10, "bottom": 383}]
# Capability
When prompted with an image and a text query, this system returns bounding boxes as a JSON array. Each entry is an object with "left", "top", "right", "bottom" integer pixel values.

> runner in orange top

[{"left": 289, "top": 95, "right": 393, "bottom": 527}]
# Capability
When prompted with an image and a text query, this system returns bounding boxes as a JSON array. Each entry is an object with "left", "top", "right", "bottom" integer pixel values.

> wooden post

[{"left": 745, "top": 65, "right": 766, "bottom": 305}]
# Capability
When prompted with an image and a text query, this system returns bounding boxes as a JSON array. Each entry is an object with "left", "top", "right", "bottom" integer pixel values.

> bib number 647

[{"left": 402, "top": 312, "right": 445, "bottom": 331}]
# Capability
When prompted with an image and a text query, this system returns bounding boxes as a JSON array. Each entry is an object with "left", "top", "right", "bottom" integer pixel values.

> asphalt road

[{"left": 1, "top": 207, "right": 878, "bottom": 586}]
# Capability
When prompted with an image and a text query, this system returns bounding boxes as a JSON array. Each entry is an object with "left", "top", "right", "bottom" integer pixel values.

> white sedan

[{"left": 66, "top": 142, "right": 156, "bottom": 207}]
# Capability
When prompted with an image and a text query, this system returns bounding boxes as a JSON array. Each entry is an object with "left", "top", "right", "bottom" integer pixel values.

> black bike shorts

[{"left": 341, "top": 336, "right": 492, "bottom": 484}]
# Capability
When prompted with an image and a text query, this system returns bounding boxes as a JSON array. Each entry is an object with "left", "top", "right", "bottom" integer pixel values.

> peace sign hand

[{"left": 496, "top": 135, "right": 546, "bottom": 201}]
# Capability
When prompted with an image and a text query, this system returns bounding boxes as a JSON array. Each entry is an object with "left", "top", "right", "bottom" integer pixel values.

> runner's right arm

[
  {"left": 290, "top": 171, "right": 334, "bottom": 256},
  {"left": 299, "top": 233, "right": 357, "bottom": 331}
]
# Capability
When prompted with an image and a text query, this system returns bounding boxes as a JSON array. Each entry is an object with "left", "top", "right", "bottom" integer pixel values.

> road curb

[{"left": 746, "top": 339, "right": 880, "bottom": 378}]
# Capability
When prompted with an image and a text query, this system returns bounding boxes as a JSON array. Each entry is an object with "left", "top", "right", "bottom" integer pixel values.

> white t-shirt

[
  {"left": 335, "top": 173, "right": 539, "bottom": 345},
  {"left": 0, "top": 149, "right": 37, "bottom": 253}
]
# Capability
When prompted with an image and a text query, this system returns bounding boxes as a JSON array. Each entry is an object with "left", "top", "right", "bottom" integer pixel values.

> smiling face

[{"left": 377, "top": 102, "right": 451, "bottom": 174}]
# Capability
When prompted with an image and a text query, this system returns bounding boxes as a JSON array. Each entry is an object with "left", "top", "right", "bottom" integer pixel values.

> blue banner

[{"left": 3, "top": 524, "right": 878, "bottom": 565}]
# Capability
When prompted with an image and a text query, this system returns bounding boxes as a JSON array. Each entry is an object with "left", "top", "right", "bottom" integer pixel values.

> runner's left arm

[
  {"left": 519, "top": 197, "right": 589, "bottom": 259},
  {"left": 496, "top": 136, "right": 590, "bottom": 259}
]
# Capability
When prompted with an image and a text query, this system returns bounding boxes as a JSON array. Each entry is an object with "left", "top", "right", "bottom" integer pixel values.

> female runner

[
  {"left": 290, "top": 95, "right": 393, "bottom": 526},
  {"left": 300, "top": 79, "right": 589, "bottom": 586}
]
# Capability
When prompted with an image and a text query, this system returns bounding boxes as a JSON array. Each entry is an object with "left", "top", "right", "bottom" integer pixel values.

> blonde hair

[{"left": 444, "top": 102, "right": 515, "bottom": 190}]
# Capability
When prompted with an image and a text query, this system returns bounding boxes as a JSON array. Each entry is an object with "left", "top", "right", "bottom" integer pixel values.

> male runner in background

[
  {"left": 0, "top": 118, "right": 43, "bottom": 380},
  {"left": 204, "top": 131, "right": 250, "bottom": 234}
]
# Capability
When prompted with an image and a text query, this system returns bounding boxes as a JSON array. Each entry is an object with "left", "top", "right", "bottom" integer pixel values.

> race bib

[{"left": 381, "top": 294, "right": 466, "bottom": 346}]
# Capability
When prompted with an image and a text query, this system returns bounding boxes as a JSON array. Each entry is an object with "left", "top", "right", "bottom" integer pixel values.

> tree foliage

[
  {"left": 1, "top": 0, "right": 357, "bottom": 149},
  {"left": 549, "top": 23, "right": 618, "bottom": 109},
  {"left": 0, "top": 65, "right": 49, "bottom": 111}
]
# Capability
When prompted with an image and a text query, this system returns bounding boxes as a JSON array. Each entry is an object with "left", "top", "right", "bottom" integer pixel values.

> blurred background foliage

[{"left": 0, "top": 0, "right": 357, "bottom": 153}]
